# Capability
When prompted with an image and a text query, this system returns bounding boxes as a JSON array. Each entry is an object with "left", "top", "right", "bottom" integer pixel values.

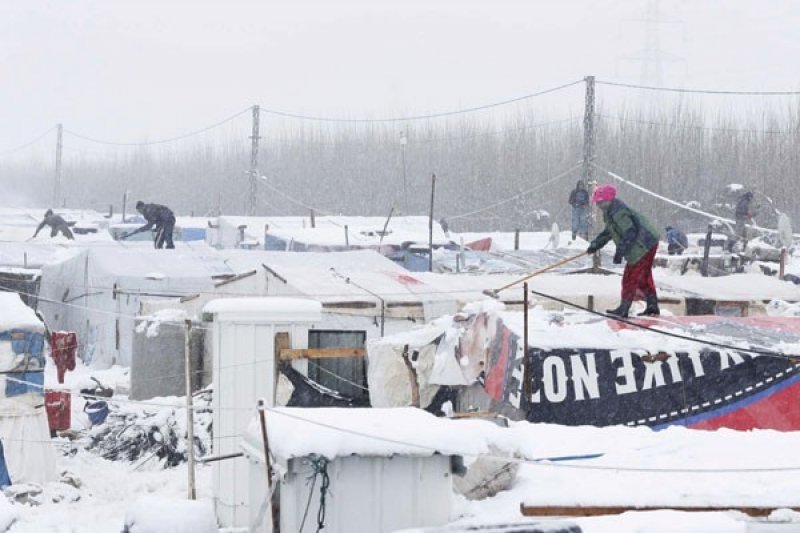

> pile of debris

[{"left": 68, "top": 389, "right": 213, "bottom": 468}]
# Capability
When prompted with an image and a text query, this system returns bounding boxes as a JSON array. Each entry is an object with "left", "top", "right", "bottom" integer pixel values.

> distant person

[
  {"left": 121, "top": 201, "right": 176, "bottom": 249},
  {"left": 32, "top": 209, "right": 74, "bottom": 240},
  {"left": 665, "top": 226, "right": 688, "bottom": 255},
  {"left": 568, "top": 180, "right": 589, "bottom": 241},
  {"left": 730, "top": 191, "right": 755, "bottom": 251},
  {"left": 586, "top": 185, "right": 661, "bottom": 318}
]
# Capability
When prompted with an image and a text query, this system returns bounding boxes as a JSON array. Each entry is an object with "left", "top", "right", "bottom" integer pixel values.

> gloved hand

[
  {"left": 586, "top": 243, "right": 598, "bottom": 254},
  {"left": 613, "top": 250, "right": 624, "bottom": 264}
]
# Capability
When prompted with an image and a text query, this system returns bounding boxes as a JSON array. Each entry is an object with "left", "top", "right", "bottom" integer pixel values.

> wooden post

[
  {"left": 428, "top": 173, "right": 436, "bottom": 272},
  {"left": 780, "top": 247, "right": 786, "bottom": 280},
  {"left": 257, "top": 399, "right": 274, "bottom": 485},
  {"left": 344, "top": 225, "right": 349, "bottom": 248},
  {"left": 522, "top": 282, "right": 531, "bottom": 412},
  {"left": 514, "top": 229, "right": 520, "bottom": 251},
  {"left": 310, "top": 209, "right": 316, "bottom": 228},
  {"left": 701, "top": 224, "right": 713, "bottom": 277},
  {"left": 184, "top": 319, "right": 196, "bottom": 500}
]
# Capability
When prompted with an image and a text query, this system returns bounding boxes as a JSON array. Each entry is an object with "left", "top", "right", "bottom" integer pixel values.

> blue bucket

[{"left": 84, "top": 401, "right": 109, "bottom": 426}]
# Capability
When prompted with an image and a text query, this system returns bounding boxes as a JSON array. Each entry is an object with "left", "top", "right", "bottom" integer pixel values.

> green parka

[{"left": 589, "top": 199, "right": 660, "bottom": 264}]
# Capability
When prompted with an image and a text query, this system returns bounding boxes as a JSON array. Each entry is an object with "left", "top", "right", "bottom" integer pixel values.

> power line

[
  {"left": 596, "top": 114, "right": 800, "bottom": 136},
  {"left": 448, "top": 161, "right": 582, "bottom": 221},
  {"left": 0, "top": 127, "right": 55, "bottom": 157},
  {"left": 63, "top": 107, "right": 252, "bottom": 147},
  {"left": 596, "top": 79, "right": 800, "bottom": 96},
  {"left": 258, "top": 80, "right": 585, "bottom": 123}
]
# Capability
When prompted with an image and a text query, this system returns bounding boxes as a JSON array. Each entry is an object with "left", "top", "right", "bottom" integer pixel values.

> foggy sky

[{"left": 1, "top": 0, "right": 799, "bottom": 151}]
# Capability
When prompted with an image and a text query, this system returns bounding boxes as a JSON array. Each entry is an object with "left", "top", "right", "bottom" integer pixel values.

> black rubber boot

[
  {"left": 638, "top": 294, "right": 661, "bottom": 316},
  {"left": 606, "top": 300, "right": 632, "bottom": 318}
]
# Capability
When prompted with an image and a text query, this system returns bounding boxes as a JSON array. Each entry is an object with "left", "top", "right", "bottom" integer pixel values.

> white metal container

[
  {"left": 280, "top": 454, "right": 452, "bottom": 533},
  {"left": 240, "top": 407, "right": 457, "bottom": 533},
  {"left": 205, "top": 297, "right": 321, "bottom": 530}
]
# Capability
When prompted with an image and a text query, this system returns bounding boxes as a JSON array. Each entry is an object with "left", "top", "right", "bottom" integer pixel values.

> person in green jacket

[{"left": 586, "top": 184, "right": 661, "bottom": 318}]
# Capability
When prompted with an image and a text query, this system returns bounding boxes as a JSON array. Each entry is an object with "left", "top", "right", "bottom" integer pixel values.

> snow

[
  {"left": 0, "top": 293, "right": 43, "bottom": 331},
  {"left": 123, "top": 496, "right": 216, "bottom": 533},
  {"left": 202, "top": 296, "right": 322, "bottom": 316},
  {"left": 3, "top": 216, "right": 800, "bottom": 531}
]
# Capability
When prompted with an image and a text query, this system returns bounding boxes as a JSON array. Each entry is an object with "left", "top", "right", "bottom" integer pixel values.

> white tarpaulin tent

[
  {"left": 37, "top": 243, "right": 233, "bottom": 367},
  {"left": 0, "top": 292, "right": 55, "bottom": 485}
]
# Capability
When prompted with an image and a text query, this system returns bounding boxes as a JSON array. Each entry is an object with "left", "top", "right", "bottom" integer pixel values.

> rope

[
  {"left": 63, "top": 107, "right": 251, "bottom": 146},
  {"left": 262, "top": 405, "right": 800, "bottom": 473},
  {"left": 525, "top": 288, "right": 795, "bottom": 361},
  {"left": 593, "top": 163, "right": 800, "bottom": 238},
  {"left": 448, "top": 161, "right": 582, "bottom": 221},
  {"left": 258, "top": 80, "right": 584, "bottom": 123},
  {"left": 596, "top": 80, "right": 800, "bottom": 96}
]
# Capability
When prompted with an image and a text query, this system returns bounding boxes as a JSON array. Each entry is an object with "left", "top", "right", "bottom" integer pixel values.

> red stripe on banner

[{"left": 689, "top": 380, "right": 800, "bottom": 431}]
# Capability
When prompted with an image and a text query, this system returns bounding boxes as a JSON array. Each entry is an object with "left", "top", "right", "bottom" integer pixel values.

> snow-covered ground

[{"left": 0, "top": 219, "right": 799, "bottom": 531}]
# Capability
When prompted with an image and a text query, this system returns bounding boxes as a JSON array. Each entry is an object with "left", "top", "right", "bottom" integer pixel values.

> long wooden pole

[
  {"left": 184, "top": 319, "right": 196, "bottom": 500},
  {"left": 487, "top": 252, "right": 587, "bottom": 296}
]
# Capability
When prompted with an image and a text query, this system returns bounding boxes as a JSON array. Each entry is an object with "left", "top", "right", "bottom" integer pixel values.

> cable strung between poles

[
  {"left": 64, "top": 107, "right": 252, "bottom": 146},
  {"left": 0, "top": 127, "right": 56, "bottom": 156},
  {"left": 448, "top": 161, "right": 583, "bottom": 221},
  {"left": 595, "top": 114, "right": 800, "bottom": 136},
  {"left": 258, "top": 80, "right": 584, "bottom": 123},
  {"left": 596, "top": 80, "right": 800, "bottom": 96}
]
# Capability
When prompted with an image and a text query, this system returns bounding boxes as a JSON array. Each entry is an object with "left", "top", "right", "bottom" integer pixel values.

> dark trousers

[
  {"left": 667, "top": 243, "right": 684, "bottom": 255},
  {"left": 621, "top": 245, "right": 658, "bottom": 301},
  {"left": 154, "top": 217, "right": 175, "bottom": 249}
]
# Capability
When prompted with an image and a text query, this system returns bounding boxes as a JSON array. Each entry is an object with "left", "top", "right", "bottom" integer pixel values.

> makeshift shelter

[
  {"left": 37, "top": 243, "right": 232, "bottom": 368},
  {"left": 240, "top": 408, "right": 478, "bottom": 533},
  {"left": 0, "top": 292, "right": 56, "bottom": 485},
  {"left": 368, "top": 302, "right": 800, "bottom": 430},
  {"left": 204, "top": 297, "right": 322, "bottom": 530}
]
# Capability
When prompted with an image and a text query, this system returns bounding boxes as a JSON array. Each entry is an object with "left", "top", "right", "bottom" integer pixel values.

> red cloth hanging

[{"left": 50, "top": 331, "right": 77, "bottom": 384}]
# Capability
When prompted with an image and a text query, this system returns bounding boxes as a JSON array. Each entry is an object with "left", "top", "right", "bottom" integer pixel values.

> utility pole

[
  {"left": 184, "top": 319, "right": 196, "bottom": 500},
  {"left": 248, "top": 105, "right": 261, "bottom": 216},
  {"left": 582, "top": 76, "right": 595, "bottom": 188},
  {"left": 53, "top": 124, "right": 63, "bottom": 208},
  {"left": 400, "top": 131, "right": 408, "bottom": 214},
  {"left": 583, "top": 76, "right": 601, "bottom": 271}
]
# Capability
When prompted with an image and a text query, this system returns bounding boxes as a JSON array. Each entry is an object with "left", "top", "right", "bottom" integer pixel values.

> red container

[{"left": 45, "top": 391, "right": 71, "bottom": 433}]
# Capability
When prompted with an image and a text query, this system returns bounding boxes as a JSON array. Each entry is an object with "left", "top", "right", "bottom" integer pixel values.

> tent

[
  {"left": 0, "top": 292, "right": 55, "bottom": 485},
  {"left": 37, "top": 243, "right": 233, "bottom": 367}
]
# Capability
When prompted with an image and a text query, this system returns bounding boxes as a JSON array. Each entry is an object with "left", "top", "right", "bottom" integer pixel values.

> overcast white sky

[{"left": 1, "top": 0, "right": 799, "bottom": 150}]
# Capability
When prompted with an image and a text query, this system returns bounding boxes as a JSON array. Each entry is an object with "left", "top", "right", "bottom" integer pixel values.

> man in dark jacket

[
  {"left": 568, "top": 180, "right": 590, "bottom": 240},
  {"left": 122, "top": 201, "right": 176, "bottom": 249},
  {"left": 32, "top": 209, "right": 75, "bottom": 240},
  {"left": 731, "top": 191, "right": 755, "bottom": 251},
  {"left": 665, "top": 226, "right": 689, "bottom": 255},
  {"left": 586, "top": 184, "right": 660, "bottom": 317}
]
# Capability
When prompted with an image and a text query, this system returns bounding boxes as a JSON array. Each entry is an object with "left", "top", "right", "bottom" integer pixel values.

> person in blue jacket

[
  {"left": 665, "top": 226, "right": 688, "bottom": 255},
  {"left": 568, "top": 180, "right": 590, "bottom": 240}
]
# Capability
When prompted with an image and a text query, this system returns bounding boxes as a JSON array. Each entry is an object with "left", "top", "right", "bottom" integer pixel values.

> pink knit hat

[{"left": 591, "top": 184, "right": 616, "bottom": 204}]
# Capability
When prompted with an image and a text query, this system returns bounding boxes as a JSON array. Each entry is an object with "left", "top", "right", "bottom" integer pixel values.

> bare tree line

[{"left": 1, "top": 102, "right": 798, "bottom": 234}]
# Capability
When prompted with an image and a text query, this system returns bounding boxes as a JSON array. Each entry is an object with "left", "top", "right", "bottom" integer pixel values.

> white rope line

[{"left": 593, "top": 163, "right": 800, "bottom": 238}]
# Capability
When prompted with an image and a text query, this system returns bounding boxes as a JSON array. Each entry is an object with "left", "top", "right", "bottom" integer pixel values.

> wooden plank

[
  {"left": 519, "top": 504, "right": 800, "bottom": 518},
  {"left": 279, "top": 347, "right": 366, "bottom": 360}
]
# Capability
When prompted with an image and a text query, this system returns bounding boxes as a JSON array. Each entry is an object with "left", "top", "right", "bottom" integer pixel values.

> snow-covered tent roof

[
  {"left": 0, "top": 292, "right": 44, "bottom": 332},
  {"left": 218, "top": 249, "right": 455, "bottom": 307},
  {"left": 242, "top": 407, "right": 488, "bottom": 461},
  {"left": 213, "top": 215, "right": 451, "bottom": 249}
]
